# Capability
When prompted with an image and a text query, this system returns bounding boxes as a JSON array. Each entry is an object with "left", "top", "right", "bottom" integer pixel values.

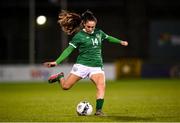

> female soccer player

[{"left": 44, "top": 10, "right": 128, "bottom": 116}]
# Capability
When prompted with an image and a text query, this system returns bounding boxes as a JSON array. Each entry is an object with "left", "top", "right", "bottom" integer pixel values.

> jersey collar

[{"left": 82, "top": 28, "right": 94, "bottom": 34}]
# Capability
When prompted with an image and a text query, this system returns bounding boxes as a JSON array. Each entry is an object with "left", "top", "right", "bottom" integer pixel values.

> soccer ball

[{"left": 76, "top": 101, "right": 93, "bottom": 116}]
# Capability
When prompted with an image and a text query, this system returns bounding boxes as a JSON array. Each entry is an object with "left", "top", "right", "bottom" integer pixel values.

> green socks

[
  {"left": 96, "top": 99, "right": 104, "bottom": 111},
  {"left": 57, "top": 74, "right": 64, "bottom": 80}
]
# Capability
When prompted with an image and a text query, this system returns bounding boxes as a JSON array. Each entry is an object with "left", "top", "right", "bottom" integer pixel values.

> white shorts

[{"left": 70, "top": 64, "right": 104, "bottom": 79}]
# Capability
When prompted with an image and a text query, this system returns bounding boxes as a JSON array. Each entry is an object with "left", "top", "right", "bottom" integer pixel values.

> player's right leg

[
  {"left": 48, "top": 64, "right": 86, "bottom": 90},
  {"left": 59, "top": 73, "right": 81, "bottom": 90},
  {"left": 59, "top": 64, "right": 88, "bottom": 90},
  {"left": 48, "top": 72, "right": 81, "bottom": 90},
  {"left": 48, "top": 72, "right": 64, "bottom": 83}
]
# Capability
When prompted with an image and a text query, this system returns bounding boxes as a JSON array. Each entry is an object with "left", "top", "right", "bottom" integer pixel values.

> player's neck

[{"left": 83, "top": 28, "right": 94, "bottom": 34}]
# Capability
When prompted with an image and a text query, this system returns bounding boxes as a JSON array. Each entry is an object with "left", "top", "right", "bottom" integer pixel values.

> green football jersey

[{"left": 69, "top": 28, "right": 109, "bottom": 67}]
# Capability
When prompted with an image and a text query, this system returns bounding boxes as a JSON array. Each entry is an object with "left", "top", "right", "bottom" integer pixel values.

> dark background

[{"left": 0, "top": 0, "right": 180, "bottom": 65}]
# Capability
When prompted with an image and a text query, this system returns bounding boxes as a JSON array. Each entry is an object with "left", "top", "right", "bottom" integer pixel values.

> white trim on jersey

[
  {"left": 105, "top": 34, "right": 109, "bottom": 39},
  {"left": 69, "top": 43, "right": 77, "bottom": 48}
]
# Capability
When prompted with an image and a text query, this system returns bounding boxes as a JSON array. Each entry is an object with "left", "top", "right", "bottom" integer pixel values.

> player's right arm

[{"left": 43, "top": 45, "right": 75, "bottom": 67}]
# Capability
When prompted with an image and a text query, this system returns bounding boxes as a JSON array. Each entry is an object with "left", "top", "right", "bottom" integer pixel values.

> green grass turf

[{"left": 0, "top": 79, "right": 180, "bottom": 122}]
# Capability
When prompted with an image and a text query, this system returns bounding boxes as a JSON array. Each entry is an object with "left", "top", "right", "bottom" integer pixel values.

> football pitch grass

[{"left": 0, "top": 79, "right": 180, "bottom": 122}]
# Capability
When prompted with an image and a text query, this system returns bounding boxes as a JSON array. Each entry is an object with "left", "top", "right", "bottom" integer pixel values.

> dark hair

[
  {"left": 81, "top": 10, "right": 97, "bottom": 24},
  {"left": 58, "top": 10, "right": 97, "bottom": 35}
]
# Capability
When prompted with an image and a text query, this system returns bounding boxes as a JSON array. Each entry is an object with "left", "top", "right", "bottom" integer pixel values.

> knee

[
  {"left": 62, "top": 87, "right": 69, "bottom": 90},
  {"left": 62, "top": 84, "right": 71, "bottom": 90}
]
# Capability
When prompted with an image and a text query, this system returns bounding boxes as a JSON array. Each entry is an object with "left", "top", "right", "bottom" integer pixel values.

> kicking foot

[
  {"left": 94, "top": 109, "right": 105, "bottom": 116},
  {"left": 48, "top": 72, "right": 64, "bottom": 83}
]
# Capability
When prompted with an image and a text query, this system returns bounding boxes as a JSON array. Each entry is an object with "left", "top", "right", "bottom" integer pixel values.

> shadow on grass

[
  {"left": 102, "top": 115, "right": 154, "bottom": 122},
  {"left": 56, "top": 114, "right": 154, "bottom": 122}
]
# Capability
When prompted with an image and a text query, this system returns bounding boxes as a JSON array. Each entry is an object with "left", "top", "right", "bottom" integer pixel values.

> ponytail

[
  {"left": 58, "top": 10, "right": 97, "bottom": 35},
  {"left": 58, "top": 10, "right": 82, "bottom": 35}
]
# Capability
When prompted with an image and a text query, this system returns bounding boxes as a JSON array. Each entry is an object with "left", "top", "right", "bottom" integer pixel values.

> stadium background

[
  {"left": 0, "top": 0, "right": 180, "bottom": 122},
  {"left": 1, "top": 0, "right": 180, "bottom": 80}
]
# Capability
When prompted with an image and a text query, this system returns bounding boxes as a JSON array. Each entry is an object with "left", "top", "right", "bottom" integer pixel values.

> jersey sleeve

[
  {"left": 69, "top": 34, "right": 80, "bottom": 48},
  {"left": 55, "top": 45, "right": 75, "bottom": 64},
  {"left": 100, "top": 30, "right": 109, "bottom": 41}
]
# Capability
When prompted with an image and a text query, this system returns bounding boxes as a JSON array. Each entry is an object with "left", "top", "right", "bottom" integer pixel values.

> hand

[
  {"left": 120, "top": 41, "right": 128, "bottom": 46},
  {"left": 43, "top": 61, "right": 57, "bottom": 68}
]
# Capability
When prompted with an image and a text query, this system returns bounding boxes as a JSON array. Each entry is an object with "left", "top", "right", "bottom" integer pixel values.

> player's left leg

[{"left": 90, "top": 73, "right": 106, "bottom": 116}]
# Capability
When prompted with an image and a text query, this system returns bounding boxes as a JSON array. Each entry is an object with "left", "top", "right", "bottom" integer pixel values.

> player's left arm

[{"left": 107, "top": 36, "right": 128, "bottom": 46}]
